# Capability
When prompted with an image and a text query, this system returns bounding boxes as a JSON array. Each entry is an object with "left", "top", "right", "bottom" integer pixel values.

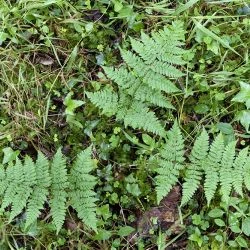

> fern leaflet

[
  {"left": 50, "top": 148, "right": 68, "bottom": 234},
  {"left": 25, "top": 152, "right": 51, "bottom": 229},
  {"left": 9, "top": 156, "right": 36, "bottom": 222},
  {"left": 219, "top": 141, "right": 236, "bottom": 204},
  {"left": 232, "top": 147, "right": 249, "bottom": 197},
  {"left": 69, "top": 147, "right": 98, "bottom": 232},
  {"left": 204, "top": 134, "right": 224, "bottom": 206},
  {"left": 181, "top": 129, "right": 209, "bottom": 206},
  {"left": 155, "top": 121, "right": 185, "bottom": 204}
]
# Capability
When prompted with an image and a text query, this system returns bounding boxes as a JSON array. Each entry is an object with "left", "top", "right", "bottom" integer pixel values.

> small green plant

[
  {"left": 63, "top": 92, "right": 85, "bottom": 128},
  {"left": 0, "top": 147, "right": 98, "bottom": 233},
  {"left": 232, "top": 81, "right": 250, "bottom": 133},
  {"left": 188, "top": 196, "right": 250, "bottom": 249},
  {"left": 87, "top": 21, "right": 187, "bottom": 136}
]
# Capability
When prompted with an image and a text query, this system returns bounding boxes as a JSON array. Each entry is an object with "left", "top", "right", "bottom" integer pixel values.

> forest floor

[{"left": 0, "top": 0, "right": 250, "bottom": 249}]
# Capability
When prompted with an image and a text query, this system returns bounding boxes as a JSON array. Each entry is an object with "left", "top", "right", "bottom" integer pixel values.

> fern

[
  {"left": 0, "top": 147, "right": 98, "bottom": 234},
  {"left": 86, "top": 89, "right": 118, "bottom": 116},
  {"left": 1, "top": 160, "right": 23, "bottom": 212},
  {"left": 232, "top": 147, "right": 249, "bottom": 197},
  {"left": 87, "top": 21, "right": 187, "bottom": 136},
  {"left": 25, "top": 152, "right": 51, "bottom": 229},
  {"left": 69, "top": 147, "right": 98, "bottom": 232},
  {"left": 244, "top": 158, "right": 250, "bottom": 191},
  {"left": 203, "top": 134, "right": 224, "bottom": 206},
  {"left": 219, "top": 141, "right": 236, "bottom": 204},
  {"left": 0, "top": 165, "right": 6, "bottom": 196},
  {"left": 155, "top": 121, "right": 185, "bottom": 204},
  {"left": 156, "top": 123, "right": 250, "bottom": 206},
  {"left": 181, "top": 129, "right": 209, "bottom": 206},
  {"left": 123, "top": 102, "right": 165, "bottom": 136},
  {"left": 50, "top": 148, "right": 68, "bottom": 233},
  {"left": 9, "top": 156, "right": 37, "bottom": 222}
]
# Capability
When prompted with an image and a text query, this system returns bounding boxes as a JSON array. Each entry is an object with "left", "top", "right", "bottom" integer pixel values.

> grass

[{"left": 0, "top": 0, "right": 250, "bottom": 249}]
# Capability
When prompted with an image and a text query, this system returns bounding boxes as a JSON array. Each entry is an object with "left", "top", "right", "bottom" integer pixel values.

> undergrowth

[{"left": 0, "top": 0, "right": 250, "bottom": 249}]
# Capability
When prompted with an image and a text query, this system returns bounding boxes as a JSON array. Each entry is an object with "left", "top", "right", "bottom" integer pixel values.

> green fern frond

[
  {"left": 204, "top": 134, "right": 224, "bottom": 206},
  {"left": 102, "top": 66, "right": 138, "bottom": 90},
  {"left": 69, "top": 147, "right": 98, "bottom": 232},
  {"left": 0, "top": 165, "right": 6, "bottom": 196},
  {"left": 219, "top": 141, "right": 236, "bottom": 204},
  {"left": 143, "top": 72, "right": 180, "bottom": 93},
  {"left": 150, "top": 60, "right": 184, "bottom": 78},
  {"left": 155, "top": 121, "right": 184, "bottom": 204},
  {"left": 50, "top": 148, "right": 68, "bottom": 234},
  {"left": 244, "top": 158, "right": 250, "bottom": 191},
  {"left": 86, "top": 89, "right": 118, "bottom": 116},
  {"left": 181, "top": 129, "right": 209, "bottom": 206},
  {"left": 87, "top": 23, "right": 187, "bottom": 135},
  {"left": 0, "top": 148, "right": 99, "bottom": 233},
  {"left": 134, "top": 86, "right": 174, "bottom": 109},
  {"left": 123, "top": 102, "right": 165, "bottom": 136},
  {"left": 130, "top": 36, "right": 186, "bottom": 66},
  {"left": 25, "top": 152, "right": 51, "bottom": 229},
  {"left": 120, "top": 49, "right": 146, "bottom": 74},
  {"left": 119, "top": 49, "right": 181, "bottom": 93},
  {"left": 1, "top": 160, "right": 23, "bottom": 212},
  {"left": 9, "top": 156, "right": 36, "bottom": 222},
  {"left": 130, "top": 37, "right": 156, "bottom": 64},
  {"left": 232, "top": 147, "right": 249, "bottom": 197}
]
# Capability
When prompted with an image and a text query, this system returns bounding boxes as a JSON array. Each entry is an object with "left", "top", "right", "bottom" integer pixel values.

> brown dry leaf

[
  {"left": 35, "top": 54, "right": 54, "bottom": 65},
  {"left": 137, "top": 186, "right": 181, "bottom": 236}
]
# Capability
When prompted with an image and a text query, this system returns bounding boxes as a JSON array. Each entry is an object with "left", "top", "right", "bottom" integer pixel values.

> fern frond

[
  {"left": 123, "top": 102, "right": 165, "bottom": 136},
  {"left": 50, "top": 148, "right": 68, "bottom": 234},
  {"left": 155, "top": 121, "right": 185, "bottom": 204},
  {"left": 120, "top": 49, "right": 146, "bottom": 75},
  {"left": 120, "top": 49, "right": 180, "bottom": 93},
  {"left": 25, "top": 152, "right": 51, "bottom": 229},
  {"left": 87, "top": 23, "right": 187, "bottom": 135},
  {"left": 0, "top": 165, "right": 6, "bottom": 197},
  {"left": 219, "top": 141, "right": 236, "bottom": 204},
  {"left": 143, "top": 71, "right": 180, "bottom": 93},
  {"left": 204, "top": 134, "right": 224, "bottom": 206},
  {"left": 86, "top": 89, "right": 118, "bottom": 116},
  {"left": 1, "top": 160, "right": 23, "bottom": 211},
  {"left": 130, "top": 37, "right": 157, "bottom": 64},
  {"left": 9, "top": 156, "right": 36, "bottom": 222},
  {"left": 244, "top": 157, "right": 250, "bottom": 191},
  {"left": 102, "top": 66, "right": 139, "bottom": 90},
  {"left": 69, "top": 147, "right": 98, "bottom": 232},
  {"left": 232, "top": 147, "right": 248, "bottom": 196},
  {"left": 149, "top": 60, "right": 184, "bottom": 78},
  {"left": 181, "top": 129, "right": 209, "bottom": 206},
  {"left": 152, "top": 21, "right": 185, "bottom": 47},
  {"left": 130, "top": 37, "right": 186, "bottom": 66},
  {"left": 134, "top": 86, "right": 174, "bottom": 109}
]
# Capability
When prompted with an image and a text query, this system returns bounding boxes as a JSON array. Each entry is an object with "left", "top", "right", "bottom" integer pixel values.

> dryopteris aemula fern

[
  {"left": 181, "top": 129, "right": 209, "bottom": 206},
  {"left": 87, "top": 21, "right": 187, "bottom": 136},
  {"left": 50, "top": 149, "right": 68, "bottom": 234},
  {"left": 0, "top": 147, "right": 98, "bottom": 234},
  {"left": 155, "top": 123, "right": 250, "bottom": 206},
  {"left": 155, "top": 121, "right": 185, "bottom": 203},
  {"left": 69, "top": 147, "right": 98, "bottom": 232}
]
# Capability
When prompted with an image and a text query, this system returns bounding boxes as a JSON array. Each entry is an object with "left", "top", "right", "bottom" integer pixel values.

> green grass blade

[
  {"left": 193, "top": 19, "right": 241, "bottom": 57},
  {"left": 174, "top": 0, "right": 200, "bottom": 15}
]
